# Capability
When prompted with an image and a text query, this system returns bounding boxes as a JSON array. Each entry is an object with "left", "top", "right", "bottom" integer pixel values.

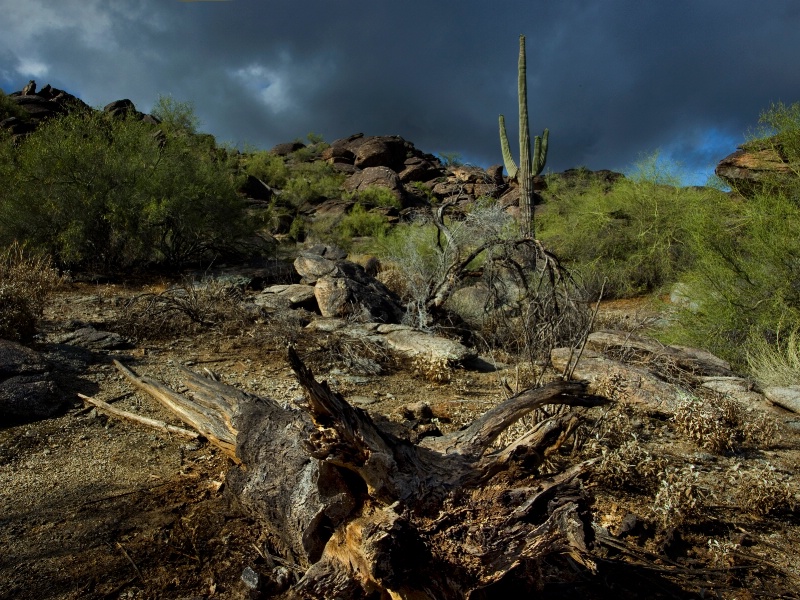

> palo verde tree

[
  {"left": 499, "top": 34, "right": 549, "bottom": 239},
  {"left": 0, "top": 108, "right": 253, "bottom": 271}
]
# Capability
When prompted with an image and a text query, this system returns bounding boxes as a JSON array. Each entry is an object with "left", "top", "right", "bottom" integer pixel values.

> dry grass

[
  {"left": 747, "top": 328, "right": 800, "bottom": 387},
  {"left": 0, "top": 242, "right": 62, "bottom": 342}
]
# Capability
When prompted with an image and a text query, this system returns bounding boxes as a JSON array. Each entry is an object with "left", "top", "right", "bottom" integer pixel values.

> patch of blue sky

[{"left": 634, "top": 128, "right": 742, "bottom": 187}]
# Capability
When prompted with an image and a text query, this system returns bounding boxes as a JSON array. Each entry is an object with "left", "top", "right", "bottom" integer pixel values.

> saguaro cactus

[{"left": 499, "top": 34, "right": 549, "bottom": 239}]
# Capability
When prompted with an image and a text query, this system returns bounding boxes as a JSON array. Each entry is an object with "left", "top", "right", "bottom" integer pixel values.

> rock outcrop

[
  {"left": 715, "top": 138, "right": 794, "bottom": 193},
  {"left": 1, "top": 80, "right": 160, "bottom": 142},
  {"left": 293, "top": 246, "right": 403, "bottom": 323}
]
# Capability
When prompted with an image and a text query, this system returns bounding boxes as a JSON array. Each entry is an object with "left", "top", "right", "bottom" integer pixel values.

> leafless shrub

[
  {"left": 0, "top": 242, "right": 62, "bottom": 342},
  {"left": 119, "top": 276, "right": 258, "bottom": 340},
  {"left": 475, "top": 271, "right": 590, "bottom": 368},
  {"left": 316, "top": 334, "right": 393, "bottom": 376}
]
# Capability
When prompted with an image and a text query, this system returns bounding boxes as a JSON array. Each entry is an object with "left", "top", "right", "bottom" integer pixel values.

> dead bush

[
  {"left": 119, "top": 276, "right": 259, "bottom": 340},
  {"left": 674, "top": 394, "right": 779, "bottom": 454},
  {"left": 314, "top": 334, "right": 393, "bottom": 376},
  {"left": 411, "top": 355, "right": 452, "bottom": 383},
  {"left": 579, "top": 405, "right": 665, "bottom": 492},
  {"left": 727, "top": 463, "right": 798, "bottom": 517},
  {"left": 594, "top": 438, "right": 665, "bottom": 493},
  {"left": 651, "top": 465, "right": 708, "bottom": 528},
  {"left": 0, "top": 242, "right": 62, "bottom": 342}
]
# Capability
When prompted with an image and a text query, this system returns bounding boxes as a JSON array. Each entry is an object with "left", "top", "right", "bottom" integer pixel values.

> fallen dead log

[{"left": 115, "top": 349, "right": 610, "bottom": 598}]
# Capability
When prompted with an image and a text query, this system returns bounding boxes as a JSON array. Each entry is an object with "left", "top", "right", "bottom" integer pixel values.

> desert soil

[{"left": 1, "top": 280, "right": 799, "bottom": 599}]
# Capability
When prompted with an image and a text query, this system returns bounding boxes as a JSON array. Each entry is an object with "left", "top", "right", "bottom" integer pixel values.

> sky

[{"left": 2, "top": 1, "right": 799, "bottom": 186}]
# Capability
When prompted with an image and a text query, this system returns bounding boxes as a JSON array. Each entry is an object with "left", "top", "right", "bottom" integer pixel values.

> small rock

[
  {"left": 241, "top": 566, "right": 261, "bottom": 590},
  {"left": 401, "top": 401, "right": 433, "bottom": 420}
]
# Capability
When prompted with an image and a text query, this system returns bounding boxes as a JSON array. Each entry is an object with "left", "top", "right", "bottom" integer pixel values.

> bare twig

[{"left": 78, "top": 393, "right": 200, "bottom": 439}]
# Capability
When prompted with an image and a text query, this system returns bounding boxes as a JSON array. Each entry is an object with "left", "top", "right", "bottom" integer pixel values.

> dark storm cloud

[{"left": 2, "top": 0, "right": 800, "bottom": 183}]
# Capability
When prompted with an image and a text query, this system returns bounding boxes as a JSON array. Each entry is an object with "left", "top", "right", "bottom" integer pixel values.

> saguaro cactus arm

[
  {"left": 499, "top": 114, "right": 518, "bottom": 179},
  {"left": 534, "top": 128, "right": 549, "bottom": 175}
]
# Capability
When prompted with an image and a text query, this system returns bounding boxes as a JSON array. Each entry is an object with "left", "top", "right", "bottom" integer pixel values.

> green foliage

[
  {"left": 242, "top": 150, "right": 290, "bottom": 188},
  {"left": 150, "top": 95, "right": 200, "bottom": 134},
  {"left": 288, "top": 215, "right": 307, "bottom": 242},
  {"left": 288, "top": 138, "right": 329, "bottom": 163},
  {"left": 0, "top": 242, "right": 62, "bottom": 342},
  {"left": 659, "top": 103, "right": 800, "bottom": 367},
  {"left": 338, "top": 204, "right": 391, "bottom": 241},
  {"left": 347, "top": 186, "right": 401, "bottom": 210},
  {"left": 0, "top": 89, "right": 27, "bottom": 122},
  {"left": 437, "top": 152, "right": 463, "bottom": 167},
  {"left": 0, "top": 109, "right": 253, "bottom": 270},
  {"left": 757, "top": 101, "right": 800, "bottom": 165},
  {"left": 664, "top": 185, "right": 800, "bottom": 367},
  {"left": 282, "top": 161, "right": 345, "bottom": 206},
  {"left": 538, "top": 154, "right": 725, "bottom": 299},
  {"left": 307, "top": 203, "right": 391, "bottom": 249},
  {"left": 746, "top": 327, "right": 800, "bottom": 387}
]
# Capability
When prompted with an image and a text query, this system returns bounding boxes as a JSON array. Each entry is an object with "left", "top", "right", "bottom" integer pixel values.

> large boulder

[
  {"left": 271, "top": 141, "right": 305, "bottom": 156},
  {"left": 377, "top": 325, "right": 477, "bottom": 364},
  {"left": 762, "top": 386, "right": 800, "bottom": 414},
  {"left": 398, "top": 156, "right": 444, "bottom": 183},
  {"left": 9, "top": 94, "right": 66, "bottom": 122},
  {"left": 343, "top": 166, "right": 405, "bottom": 203},
  {"left": 320, "top": 146, "right": 356, "bottom": 166},
  {"left": 55, "top": 326, "right": 133, "bottom": 351},
  {"left": 103, "top": 99, "right": 137, "bottom": 118},
  {"left": 294, "top": 252, "right": 338, "bottom": 284},
  {"left": 255, "top": 284, "right": 318, "bottom": 311},
  {"left": 0, "top": 339, "right": 63, "bottom": 421},
  {"left": 352, "top": 136, "right": 409, "bottom": 172},
  {"left": 239, "top": 175, "right": 275, "bottom": 201},
  {"left": 314, "top": 261, "right": 404, "bottom": 323}
]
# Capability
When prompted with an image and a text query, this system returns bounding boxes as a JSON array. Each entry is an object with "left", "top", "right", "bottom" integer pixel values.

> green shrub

[
  {"left": 659, "top": 103, "right": 800, "bottom": 367},
  {"left": 282, "top": 161, "right": 345, "bottom": 206},
  {"left": 339, "top": 204, "right": 391, "bottom": 240},
  {"left": 0, "top": 109, "right": 254, "bottom": 270},
  {"left": 0, "top": 89, "right": 28, "bottom": 122},
  {"left": 756, "top": 101, "right": 800, "bottom": 167},
  {"left": 150, "top": 94, "right": 200, "bottom": 134},
  {"left": 0, "top": 242, "right": 62, "bottom": 342},
  {"left": 537, "top": 154, "right": 727, "bottom": 299},
  {"left": 242, "top": 150, "right": 290, "bottom": 188},
  {"left": 665, "top": 185, "right": 800, "bottom": 367},
  {"left": 746, "top": 327, "right": 800, "bottom": 387},
  {"left": 347, "top": 186, "right": 401, "bottom": 210}
]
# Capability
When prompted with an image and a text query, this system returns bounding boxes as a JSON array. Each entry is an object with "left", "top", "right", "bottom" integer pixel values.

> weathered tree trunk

[{"left": 116, "top": 349, "right": 608, "bottom": 598}]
